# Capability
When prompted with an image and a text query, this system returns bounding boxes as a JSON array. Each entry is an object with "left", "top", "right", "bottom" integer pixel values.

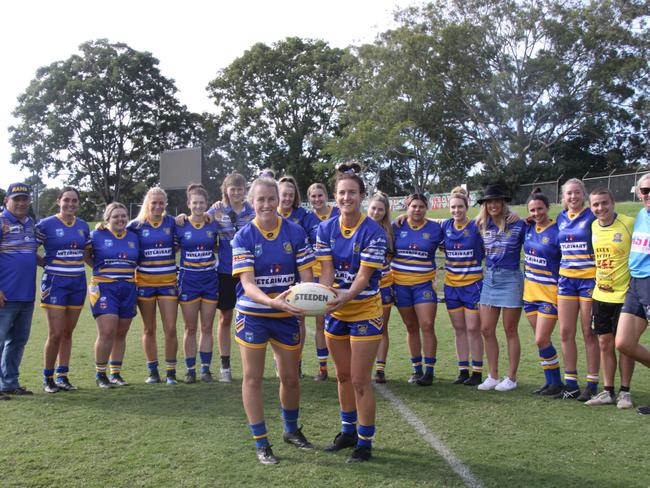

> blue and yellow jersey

[
  {"left": 0, "top": 210, "right": 38, "bottom": 301},
  {"left": 174, "top": 220, "right": 219, "bottom": 272},
  {"left": 36, "top": 214, "right": 89, "bottom": 277},
  {"left": 305, "top": 206, "right": 340, "bottom": 277},
  {"left": 379, "top": 261, "right": 394, "bottom": 288},
  {"left": 127, "top": 215, "right": 176, "bottom": 287},
  {"left": 441, "top": 219, "right": 484, "bottom": 287},
  {"left": 482, "top": 218, "right": 526, "bottom": 269},
  {"left": 592, "top": 213, "right": 634, "bottom": 303},
  {"left": 316, "top": 214, "right": 387, "bottom": 321},
  {"left": 630, "top": 209, "right": 650, "bottom": 279},
  {"left": 523, "top": 220, "right": 561, "bottom": 304},
  {"left": 208, "top": 203, "right": 255, "bottom": 274},
  {"left": 557, "top": 208, "right": 596, "bottom": 279},
  {"left": 87, "top": 229, "right": 139, "bottom": 282},
  {"left": 232, "top": 216, "right": 315, "bottom": 317},
  {"left": 391, "top": 220, "right": 443, "bottom": 286},
  {"left": 279, "top": 206, "right": 308, "bottom": 228}
]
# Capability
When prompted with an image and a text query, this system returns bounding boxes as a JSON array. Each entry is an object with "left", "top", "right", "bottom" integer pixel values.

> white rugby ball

[{"left": 286, "top": 282, "right": 337, "bottom": 316}]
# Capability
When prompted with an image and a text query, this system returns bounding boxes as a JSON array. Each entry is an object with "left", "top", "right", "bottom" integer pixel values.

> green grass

[{"left": 3, "top": 228, "right": 650, "bottom": 487}]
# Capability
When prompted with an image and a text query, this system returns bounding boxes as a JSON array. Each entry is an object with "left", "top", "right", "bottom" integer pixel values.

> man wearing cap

[{"left": 0, "top": 183, "right": 38, "bottom": 398}]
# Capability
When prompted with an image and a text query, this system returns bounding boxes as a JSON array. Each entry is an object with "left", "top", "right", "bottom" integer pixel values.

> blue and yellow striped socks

[
  {"left": 539, "top": 344, "right": 562, "bottom": 386},
  {"left": 410, "top": 356, "right": 423, "bottom": 375}
]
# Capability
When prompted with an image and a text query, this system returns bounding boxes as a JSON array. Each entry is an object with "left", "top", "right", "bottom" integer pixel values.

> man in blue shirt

[{"left": 0, "top": 183, "right": 38, "bottom": 398}]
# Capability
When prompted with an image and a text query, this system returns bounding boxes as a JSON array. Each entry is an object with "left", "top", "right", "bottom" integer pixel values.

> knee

[
  {"left": 420, "top": 321, "right": 434, "bottom": 334},
  {"left": 280, "top": 373, "right": 299, "bottom": 390},
  {"left": 243, "top": 373, "right": 263, "bottom": 389},
  {"left": 404, "top": 321, "right": 419, "bottom": 334},
  {"left": 598, "top": 335, "right": 613, "bottom": 353},
  {"left": 336, "top": 371, "right": 352, "bottom": 384},
  {"left": 559, "top": 325, "right": 576, "bottom": 342},
  {"left": 351, "top": 376, "right": 370, "bottom": 396},
  {"left": 200, "top": 323, "right": 213, "bottom": 335},
  {"left": 481, "top": 324, "right": 496, "bottom": 338},
  {"left": 143, "top": 324, "right": 156, "bottom": 337},
  {"left": 615, "top": 335, "right": 634, "bottom": 355},
  {"left": 503, "top": 323, "right": 519, "bottom": 339}
]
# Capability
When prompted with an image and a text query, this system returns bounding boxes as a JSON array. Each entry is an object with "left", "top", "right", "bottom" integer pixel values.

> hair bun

[
  {"left": 531, "top": 186, "right": 543, "bottom": 195},
  {"left": 450, "top": 186, "right": 467, "bottom": 197},
  {"left": 337, "top": 161, "right": 362, "bottom": 175},
  {"left": 258, "top": 169, "right": 276, "bottom": 179}
]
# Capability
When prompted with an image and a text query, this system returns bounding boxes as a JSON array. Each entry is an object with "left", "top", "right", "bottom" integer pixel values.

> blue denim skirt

[{"left": 479, "top": 267, "right": 523, "bottom": 308}]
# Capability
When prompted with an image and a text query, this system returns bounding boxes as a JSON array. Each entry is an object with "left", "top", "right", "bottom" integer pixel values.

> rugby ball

[{"left": 286, "top": 282, "right": 337, "bottom": 316}]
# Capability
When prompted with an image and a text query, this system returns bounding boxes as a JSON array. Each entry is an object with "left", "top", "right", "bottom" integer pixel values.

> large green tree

[
  {"left": 207, "top": 37, "right": 348, "bottom": 194},
  {"left": 10, "top": 39, "right": 200, "bottom": 205}
]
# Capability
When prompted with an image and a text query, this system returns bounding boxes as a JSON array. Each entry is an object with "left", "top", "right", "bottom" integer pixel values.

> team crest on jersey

[
  {"left": 542, "top": 304, "right": 552, "bottom": 313},
  {"left": 559, "top": 222, "right": 567, "bottom": 230},
  {"left": 353, "top": 243, "right": 361, "bottom": 253},
  {"left": 142, "top": 229, "right": 150, "bottom": 237},
  {"left": 579, "top": 221, "right": 587, "bottom": 228},
  {"left": 55, "top": 228, "right": 65, "bottom": 237},
  {"left": 542, "top": 237, "right": 550, "bottom": 244},
  {"left": 78, "top": 229, "right": 85, "bottom": 237},
  {"left": 245, "top": 331, "right": 254, "bottom": 343},
  {"left": 50, "top": 296, "right": 57, "bottom": 304},
  {"left": 423, "top": 290, "right": 433, "bottom": 299},
  {"left": 463, "top": 230, "right": 470, "bottom": 237},
  {"left": 138, "top": 289, "right": 145, "bottom": 296},
  {"left": 446, "top": 230, "right": 452, "bottom": 236},
  {"left": 357, "top": 325, "right": 368, "bottom": 335},
  {"left": 104, "top": 239, "right": 113, "bottom": 247},
  {"left": 423, "top": 233, "right": 430, "bottom": 239},
  {"left": 270, "top": 264, "right": 282, "bottom": 273},
  {"left": 400, "top": 231, "right": 408, "bottom": 238},
  {"left": 330, "top": 239, "right": 336, "bottom": 249},
  {"left": 254, "top": 244, "right": 263, "bottom": 257},
  {"left": 128, "top": 241, "right": 135, "bottom": 248},
  {"left": 184, "top": 232, "right": 192, "bottom": 240},
  {"left": 613, "top": 233, "right": 622, "bottom": 242},
  {"left": 207, "top": 231, "right": 213, "bottom": 238},
  {"left": 164, "top": 228, "right": 170, "bottom": 235},
  {"left": 283, "top": 242, "right": 293, "bottom": 254}
]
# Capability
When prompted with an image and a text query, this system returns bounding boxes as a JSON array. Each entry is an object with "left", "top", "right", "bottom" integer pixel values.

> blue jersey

[
  {"left": 304, "top": 206, "right": 340, "bottom": 244},
  {"left": 629, "top": 209, "right": 650, "bottom": 278},
  {"left": 127, "top": 216, "right": 177, "bottom": 287},
  {"left": 36, "top": 214, "right": 89, "bottom": 277},
  {"left": 232, "top": 217, "right": 314, "bottom": 317},
  {"left": 316, "top": 215, "right": 387, "bottom": 321},
  {"left": 391, "top": 220, "right": 443, "bottom": 286},
  {"left": 557, "top": 208, "right": 596, "bottom": 279},
  {"left": 88, "top": 229, "right": 139, "bottom": 282},
  {"left": 174, "top": 220, "right": 219, "bottom": 272},
  {"left": 0, "top": 210, "right": 38, "bottom": 301},
  {"left": 441, "top": 219, "right": 484, "bottom": 287},
  {"left": 279, "top": 207, "right": 308, "bottom": 228},
  {"left": 208, "top": 203, "right": 255, "bottom": 274},
  {"left": 482, "top": 218, "right": 525, "bottom": 269},
  {"left": 523, "top": 221, "right": 561, "bottom": 304}
]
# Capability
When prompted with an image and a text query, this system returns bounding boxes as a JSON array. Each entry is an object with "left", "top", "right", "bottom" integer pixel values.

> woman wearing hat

[{"left": 476, "top": 184, "right": 526, "bottom": 392}]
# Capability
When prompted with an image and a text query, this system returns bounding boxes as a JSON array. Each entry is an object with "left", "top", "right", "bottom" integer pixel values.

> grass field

[{"left": 3, "top": 202, "right": 650, "bottom": 487}]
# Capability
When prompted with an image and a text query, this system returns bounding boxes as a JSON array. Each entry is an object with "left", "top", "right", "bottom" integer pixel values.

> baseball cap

[{"left": 6, "top": 182, "right": 32, "bottom": 198}]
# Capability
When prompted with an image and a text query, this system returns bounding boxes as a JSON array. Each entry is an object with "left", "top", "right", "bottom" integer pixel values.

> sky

[{"left": 0, "top": 0, "right": 422, "bottom": 187}]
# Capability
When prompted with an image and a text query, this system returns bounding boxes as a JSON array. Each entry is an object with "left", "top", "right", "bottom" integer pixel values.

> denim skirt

[{"left": 479, "top": 267, "right": 523, "bottom": 308}]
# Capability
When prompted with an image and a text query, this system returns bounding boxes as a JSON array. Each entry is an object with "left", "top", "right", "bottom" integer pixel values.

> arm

[
  {"left": 0, "top": 290, "right": 5, "bottom": 308},
  {"left": 83, "top": 247, "right": 93, "bottom": 268},
  {"left": 238, "top": 271, "right": 305, "bottom": 316},
  {"left": 325, "top": 264, "right": 376, "bottom": 313}
]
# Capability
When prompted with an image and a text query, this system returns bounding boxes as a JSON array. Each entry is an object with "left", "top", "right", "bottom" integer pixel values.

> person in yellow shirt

[{"left": 585, "top": 189, "right": 635, "bottom": 408}]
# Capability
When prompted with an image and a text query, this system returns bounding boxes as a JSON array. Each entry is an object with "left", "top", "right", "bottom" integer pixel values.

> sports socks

[
  {"left": 564, "top": 370, "right": 579, "bottom": 390},
  {"left": 471, "top": 360, "right": 483, "bottom": 374},
  {"left": 281, "top": 407, "right": 299, "bottom": 434},
  {"left": 316, "top": 347, "right": 329, "bottom": 371},
  {"left": 250, "top": 421, "right": 269, "bottom": 448},
  {"left": 108, "top": 360, "right": 122, "bottom": 377},
  {"left": 43, "top": 368, "right": 54, "bottom": 381},
  {"left": 424, "top": 357, "right": 436, "bottom": 376},
  {"left": 220, "top": 355, "right": 230, "bottom": 369},
  {"left": 458, "top": 360, "right": 470, "bottom": 373},
  {"left": 375, "top": 360, "right": 386, "bottom": 372},
  {"left": 357, "top": 424, "right": 375, "bottom": 449},
  {"left": 147, "top": 360, "right": 159, "bottom": 375},
  {"left": 185, "top": 356, "right": 196, "bottom": 373},
  {"left": 199, "top": 351, "right": 212, "bottom": 374},
  {"left": 539, "top": 344, "right": 562, "bottom": 385},
  {"left": 410, "top": 356, "right": 423, "bottom": 376},
  {"left": 56, "top": 365, "right": 69, "bottom": 380},
  {"left": 95, "top": 362, "right": 107, "bottom": 379},
  {"left": 165, "top": 359, "right": 177, "bottom": 376},
  {"left": 340, "top": 410, "right": 357, "bottom": 435},
  {"left": 586, "top": 373, "right": 599, "bottom": 393}
]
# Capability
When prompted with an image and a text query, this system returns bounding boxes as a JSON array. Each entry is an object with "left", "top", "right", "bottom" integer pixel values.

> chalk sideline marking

[{"left": 374, "top": 383, "right": 484, "bottom": 488}]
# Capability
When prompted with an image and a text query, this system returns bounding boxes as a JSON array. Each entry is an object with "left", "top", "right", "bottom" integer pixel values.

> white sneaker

[
  {"left": 495, "top": 376, "right": 518, "bottom": 392},
  {"left": 477, "top": 375, "right": 500, "bottom": 391},
  {"left": 585, "top": 390, "right": 615, "bottom": 406},
  {"left": 617, "top": 391, "right": 633, "bottom": 409},
  {"left": 219, "top": 368, "right": 232, "bottom": 383}
]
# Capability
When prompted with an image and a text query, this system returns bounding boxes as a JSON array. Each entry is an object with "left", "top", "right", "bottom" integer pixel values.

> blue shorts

[
  {"left": 324, "top": 315, "right": 383, "bottom": 342},
  {"left": 480, "top": 267, "right": 523, "bottom": 308},
  {"left": 40, "top": 273, "right": 86, "bottom": 309},
  {"left": 394, "top": 281, "right": 437, "bottom": 308},
  {"left": 557, "top": 276, "right": 594, "bottom": 301},
  {"left": 137, "top": 285, "right": 178, "bottom": 301},
  {"left": 621, "top": 277, "right": 650, "bottom": 320},
  {"left": 444, "top": 281, "right": 481, "bottom": 313},
  {"left": 234, "top": 312, "right": 300, "bottom": 350},
  {"left": 178, "top": 269, "right": 218, "bottom": 304},
  {"left": 380, "top": 285, "right": 394, "bottom": 307},
  {"left": 524, "top": 301, "right": 558, "bottom": 319},
  {"left": 88, "top": 281, "right": 137, "bottom": 319}
]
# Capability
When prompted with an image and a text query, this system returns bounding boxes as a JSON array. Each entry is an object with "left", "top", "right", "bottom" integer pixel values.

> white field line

[
  {"left": 374, "top": 383, "right": 484, "bottom": 488},
  {"left": 303, "top": 323, "right": 482, "bottom": 488}
]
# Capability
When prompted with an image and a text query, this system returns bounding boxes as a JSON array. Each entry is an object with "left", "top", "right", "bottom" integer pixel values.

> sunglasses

[
  {"left": 228, "top": 210, "right": 239, "bottom": 231},
  {"left": 640, "top": 187, "right": 650, "bottom": 195}
]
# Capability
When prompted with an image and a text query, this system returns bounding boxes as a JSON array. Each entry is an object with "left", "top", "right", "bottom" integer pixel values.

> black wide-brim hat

[{"left": 477, "top": 184, "right": 512, "bottom": 204}]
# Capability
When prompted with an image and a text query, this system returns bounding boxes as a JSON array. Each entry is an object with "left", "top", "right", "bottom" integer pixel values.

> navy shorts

[
  {"left": 89, "top": 281, "right": 137, "bottom": 319},
  {"left": 40, "top": 273, "right": 86, "bottom": 309},
  {"left": 235, "top": 312, "right": 300, "bottom": 350}
]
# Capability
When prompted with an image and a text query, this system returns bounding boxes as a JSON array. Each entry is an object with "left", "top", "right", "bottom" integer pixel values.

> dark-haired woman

[
  {"left": 317, "top": 166, "right": 387, "bottom": 463},
  {"left": 523, "top": 191, "right": 564, "bottom": 396},
  {"left": 392, "top": 194, "right": 443, "bottom": 386},
  {"left": 36, "top": 187, "right": 90, "bottom": 392}
]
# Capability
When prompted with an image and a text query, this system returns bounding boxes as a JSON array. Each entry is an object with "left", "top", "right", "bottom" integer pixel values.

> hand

[
  {"left": 394, "top": 213, "right": 407, "bottom": 227},
  {"left": 269, "top": 289, "right": 306, "bottom": 317},
  {"left": 204, "top": 213, "right": 214, "bottom": 224},
  {"left": 0, "top": 290, "right": 5, "bottom": 308},
  {"left": 175, "top": 214, "right": 188, "bottom": 226},
  {"left": 95, "top": 222, "right": 106, "bottom": 231},
  {"left": 211, "top": 201, "right": 225, "bottom": 217},
  {"left": 505, "top": 211, "right": 520, "bottom": 225},
  {"left": 324, "top": 288, "right": 351, "bottom": 314}
]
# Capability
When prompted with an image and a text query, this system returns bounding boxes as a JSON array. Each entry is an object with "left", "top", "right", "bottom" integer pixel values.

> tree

[
  {"left": 207, "top": 37, "right": 348, "bottom": 194},
  {"left": 10, "top": 39, "right": 200, "bottom": 205},
  {"left": 364, "top": 0, "right": 649, "bottom": 189}
]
